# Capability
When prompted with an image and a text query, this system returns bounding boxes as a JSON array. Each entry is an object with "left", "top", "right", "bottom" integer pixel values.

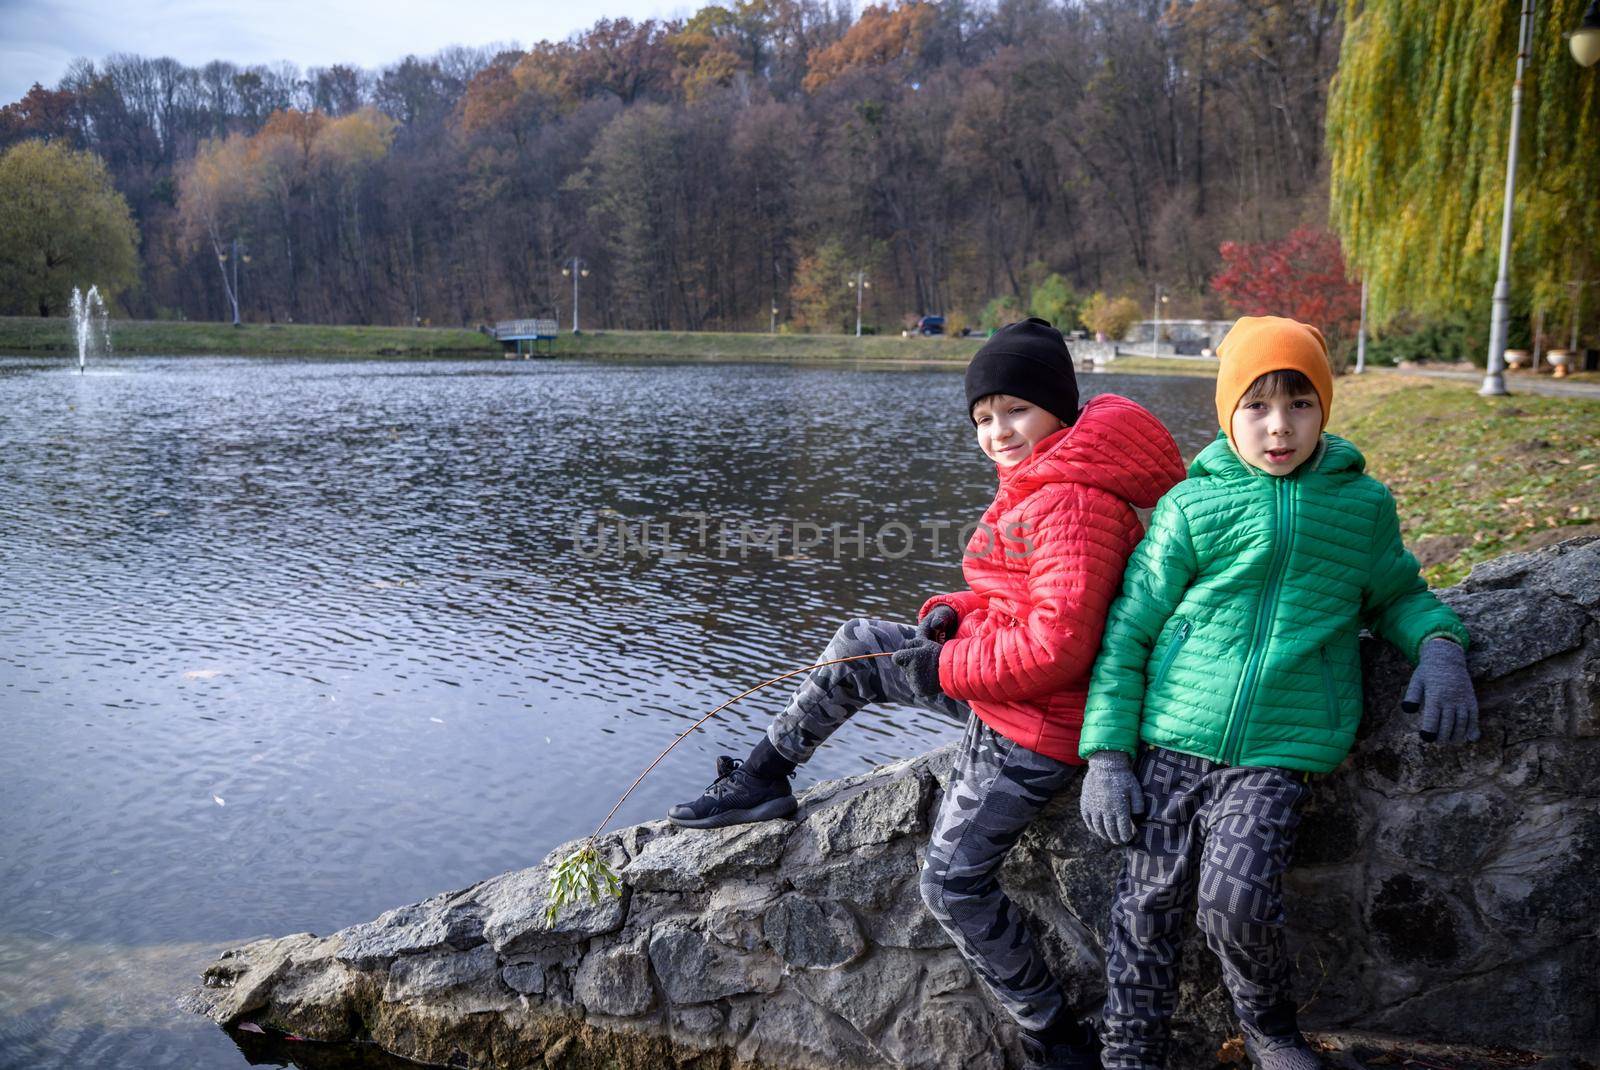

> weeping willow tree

[{"left": 1328, "top": 0, "right": 1600, "bottom": 340}]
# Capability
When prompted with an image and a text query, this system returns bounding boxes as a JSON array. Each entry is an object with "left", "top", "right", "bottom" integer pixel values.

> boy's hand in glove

[
  {"left": 917, "top": 604, "right": 958, "bottom": 643},
  {"left": 1080, "top": 750, "right": 1144, "bottom": 845},
  {"left": 1402, "top": 637, "right": 1479, "bottom": 744},
  {"left": 892, "top": 638, "right": 944, "bottom": 699}
]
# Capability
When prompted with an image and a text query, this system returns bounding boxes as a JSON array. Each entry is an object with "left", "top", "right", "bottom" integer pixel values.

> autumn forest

[{"left": 1, "top": 1, "right": 1349, "bottom": 334}]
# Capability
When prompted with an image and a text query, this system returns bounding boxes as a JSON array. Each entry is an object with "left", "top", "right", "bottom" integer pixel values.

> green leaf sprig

[{"left": 545, "top": 843, "right": 621, "bottom": 924}]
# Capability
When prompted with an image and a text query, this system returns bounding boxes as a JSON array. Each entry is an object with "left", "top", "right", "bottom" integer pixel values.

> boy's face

[
  {"left": 1230, "top": 386, "right": 1323, "bottom": 475},
  {"left": 973, "top": 394, "right": 1066, "bottom": 467}
]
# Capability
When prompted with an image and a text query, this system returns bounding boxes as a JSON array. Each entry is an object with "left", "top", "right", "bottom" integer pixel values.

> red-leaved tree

[{"left": 1210, "top": 227, "right": 1362, "bottom": 344}]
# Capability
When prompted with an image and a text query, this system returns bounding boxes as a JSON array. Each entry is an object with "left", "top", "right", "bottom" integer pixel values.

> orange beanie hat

[{"left": 1215, "top": 316, "right": 1334, "bottom": 431}]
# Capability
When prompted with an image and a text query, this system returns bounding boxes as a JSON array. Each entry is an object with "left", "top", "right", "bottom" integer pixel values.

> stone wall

[{"left": 186, "top": 537, "right": 1600, "bottom": 1069}]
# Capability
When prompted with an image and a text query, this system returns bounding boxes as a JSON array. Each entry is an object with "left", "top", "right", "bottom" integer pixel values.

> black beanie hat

[{"left": 964, "top": 317, "right": 1079, "bottom": 425}]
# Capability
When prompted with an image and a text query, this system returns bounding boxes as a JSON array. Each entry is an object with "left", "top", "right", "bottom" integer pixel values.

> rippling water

[{"left": 0, "top": 354, "right": 1218, "bottom": 1068}]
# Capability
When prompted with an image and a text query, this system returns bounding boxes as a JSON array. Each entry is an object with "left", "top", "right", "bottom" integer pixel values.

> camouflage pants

[
  {"left": 921, "top": 714, "right": 1082, "bottom": 1033},
  {"left": 767, "top": 617, "right": 968, "bottom": 763},
  {"left": 767, "top": 617, "right": 1081, "bottom": 1033},
  {"left": 1101, "top": 746, "right": 1311, "bottom": 1069}
]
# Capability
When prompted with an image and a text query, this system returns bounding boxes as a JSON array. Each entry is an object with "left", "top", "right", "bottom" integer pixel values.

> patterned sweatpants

[
  {"left": 768, "top": 617, "right": 1081, "bottom": 1033},
  {"left": 1101, "top": 746, "right": 1311, "bottom": 1069}
]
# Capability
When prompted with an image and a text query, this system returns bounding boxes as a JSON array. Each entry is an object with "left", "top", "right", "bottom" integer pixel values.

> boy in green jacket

[{"left": 1076, "top": 316, "right": 1478, "bottom": 1070}]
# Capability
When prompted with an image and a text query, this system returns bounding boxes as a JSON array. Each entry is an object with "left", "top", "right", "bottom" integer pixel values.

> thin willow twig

[{"left": 587, "top": 650, "right": 897, "bottom": 843}]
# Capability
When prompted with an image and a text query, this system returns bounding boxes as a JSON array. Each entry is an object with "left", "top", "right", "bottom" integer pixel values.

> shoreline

[{"left": 0, "top": 316, "right": 1218, "bottom": 377}]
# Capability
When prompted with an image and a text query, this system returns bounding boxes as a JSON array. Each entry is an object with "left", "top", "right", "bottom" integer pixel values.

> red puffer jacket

[{"left": 919, "top": 394, "right": 1184, "bottom": 763}]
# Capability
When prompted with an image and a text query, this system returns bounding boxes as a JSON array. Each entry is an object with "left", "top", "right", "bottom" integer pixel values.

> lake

[{"left": 0, "top": 354, "right": 1218, "bottom": 1068}]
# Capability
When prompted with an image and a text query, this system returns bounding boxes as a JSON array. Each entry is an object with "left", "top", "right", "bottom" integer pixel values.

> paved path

[{"left": 1366, "top": 365, "right": 1600, "bottom": 399}]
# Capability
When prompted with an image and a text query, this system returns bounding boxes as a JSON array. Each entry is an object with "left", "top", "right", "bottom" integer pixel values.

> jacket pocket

[
  {"left": 1319, "top": 645, "right": 1339, "bottom": 731},
  {"left": 1151, "top": 618, "right": 1191, "bottom": 692}
]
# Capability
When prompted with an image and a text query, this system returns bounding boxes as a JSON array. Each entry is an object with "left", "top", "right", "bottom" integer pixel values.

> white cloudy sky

[{"left": 1, "top": 0, "right": 683, "bottom": 104}]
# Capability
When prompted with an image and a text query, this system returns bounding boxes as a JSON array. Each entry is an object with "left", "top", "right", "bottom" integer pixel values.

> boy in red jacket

[{"left": 669, "top": 319, "right": 1185, "bottom": 1069}]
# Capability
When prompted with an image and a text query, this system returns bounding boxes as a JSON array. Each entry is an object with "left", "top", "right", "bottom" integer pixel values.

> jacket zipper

[
  {"left": 1219, "top": 477, "right": 1295, "bottom": 766},
  {"left": 1151, "top": 618, "right": 1191, "bottom": 691},
  {"left": 1319, "top": 645, "right": 1339, "bottom": 730}
]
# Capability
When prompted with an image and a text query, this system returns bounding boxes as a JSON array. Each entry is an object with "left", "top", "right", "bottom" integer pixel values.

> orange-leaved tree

[{"left": 802, "top": 1, "right": 935, "bottom": 92}]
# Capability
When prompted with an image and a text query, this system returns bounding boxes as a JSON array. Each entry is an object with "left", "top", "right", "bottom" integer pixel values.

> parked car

[{"left": 903, "top": 315, "right": 945, "bottom": 337}]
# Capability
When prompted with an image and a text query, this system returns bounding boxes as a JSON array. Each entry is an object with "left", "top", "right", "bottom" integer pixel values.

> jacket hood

[
  {"left": 998, "top": 393, "right": 1185, "bottom": 509},
  {"left": 1189, "top": 431, "right": 1366, "bottom": 480}
]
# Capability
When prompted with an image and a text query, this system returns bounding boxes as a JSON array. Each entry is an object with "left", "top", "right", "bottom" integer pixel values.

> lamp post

[
  {"left": 1568, "top": 0, "right": 1600, "bottom": 66},
  {"left": 561, "top": 257, "right": 590, "bottom": 334},
  {"left": 1151, "top": 285, "right": 1169, "bottom": 354},
  {"left": 1356, "top": 279, "right": 1369, "bottom": 374},
  {"left": 849, "top": 271, "right": 870, "bottom": 337},
  {"left": 1482, "top": 0, "right": 1538, "bottom": 396},
  {"left": 216, "top": 237, "right": 251, "bottom": 327}
]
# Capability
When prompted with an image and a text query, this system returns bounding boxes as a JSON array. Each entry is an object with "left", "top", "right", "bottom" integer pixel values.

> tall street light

[
  {"left": 1482, "top": 0, "right": 1536, "bottom": 395},
  {"left": 1151, "top": 285, "right": 1169, "bottom": 354},
  {"left": 217, "top": 237, "right": 251, "bottom": 328},
  {"left": 1484, "top": 0, "right": 1598, "bottom": 394},
  {"left": 1355, "top": 279, "right": 1369, "bottom": 374},
  {"left": 849, "top": 271, "right": 870, "bottom": 337},
  {"left": 561, "top": 257, "right": 590, "bottom": 334}
]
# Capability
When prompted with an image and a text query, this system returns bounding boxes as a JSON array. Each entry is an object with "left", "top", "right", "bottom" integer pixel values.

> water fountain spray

[{"left": 69, "top": 286, "right": 111, "bottom": 373}]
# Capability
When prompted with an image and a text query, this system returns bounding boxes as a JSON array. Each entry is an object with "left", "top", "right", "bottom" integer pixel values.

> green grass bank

[
  {"left": 0, "top": 316, "right": 987, "bottom": 361},
  {"left": 1331, "top": 375, "right": 1600, "bottom": 586}
]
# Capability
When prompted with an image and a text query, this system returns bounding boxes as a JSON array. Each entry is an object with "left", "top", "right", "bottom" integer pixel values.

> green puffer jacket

[{"left": 1079, "top": 432, "right": 1468, "bottom": 773}]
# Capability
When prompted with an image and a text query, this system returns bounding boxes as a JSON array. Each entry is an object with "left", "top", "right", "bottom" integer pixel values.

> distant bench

[{"left": 494, "top": 318, "right": 559, "bottom": 357}]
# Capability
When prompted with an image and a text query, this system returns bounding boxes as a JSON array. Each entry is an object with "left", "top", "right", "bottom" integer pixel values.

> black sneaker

[
  {"left": 1020, "top": 1025, "right": 1100, "bottom": 1070},
  {"left": 1242, "top": 1028, "right": 1322, "bottom": 1070},
  {"left": 667, "top": 756, "right": 797, "bottom": 829}
]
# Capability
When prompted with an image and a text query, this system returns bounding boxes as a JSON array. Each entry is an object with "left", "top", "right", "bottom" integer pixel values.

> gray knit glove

[
  {"left": 1079, "top": 750, "right": 1145, "bottom": 845},
  {"left": 892, "top": 638, "right": 944, "bottom": 699},
  {"left": 1402, "top": 637, "right": 1479, "bottom": 744},
  {"left": 917, "top": 604, "right": 958, "bottom": 643}
]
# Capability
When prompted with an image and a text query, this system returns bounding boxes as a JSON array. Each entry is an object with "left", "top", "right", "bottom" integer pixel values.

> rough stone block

[
  {"left": 734, "top": 988, "right": 882, "bottom": 1069},
  {"left": 1459, "top": 536, "right": 1600, "bottom": 608},
  {"left": 783, "top": 841, "right": 917, "bottom": 911},
  {"left": 383, "top": 944, "right": 499, "bottom": 1002},
  {"left": 646, "top": 924, "right": 781, "bottom": 1004},
  {"left": 1443, "top": 589, "right": 1588, "bottom": 680},
  {"left": 1363, "top": 871, "right": 1473, "bottom": 970},
  {"left": 188, "top": 933, "right": 333, "bottom": 1025},
  {"left": 1365, "top": 939, "right": 1599, "bottom": 1050},
  {"left": 1372, "top": 788, "right": 1511, "bottom": 872},
  {"left": 573, "top": 937, "right": 654, "bottom": 1017},
  {"left": 922, "top": 950, "right": 973, "bottom": 998},
  {"left": 704, "top": 879, "right": 784, "bottom": 952},
  {"left": 1472, "top": 802, "right": 1600, "bottom": 939},
  {"left": 1295, "top": 774, "right": 1374, "bottom": 866},
  {"left": 621, "top": 819, "right": 793, "bottom": 893},
  {"left": 500, "top": 960, "right": 546, "bottom": 996},
  {"left": 877, "top": 993, "right": 1005, "bottom": 1070},
  {"left": 669, "top": 1002, "right": 725, "bottom": 1044},
  {"left": 338, "top": 900, "right": 486, "bottom": 969},
  {"left": 788, "top": 946, "right": 920, "bottom": 1035},
  {"left": 763, "top": 894, "right": 864, "bottom": 969},
  {"left": 802, "top": 765, "right": 931, "bottom": 855},
  {"left": 864, "top": 868, "right": 952, "bottom": 950},
  {"left": 476, "top": 863, "right": 628, "bottom": 956}
]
